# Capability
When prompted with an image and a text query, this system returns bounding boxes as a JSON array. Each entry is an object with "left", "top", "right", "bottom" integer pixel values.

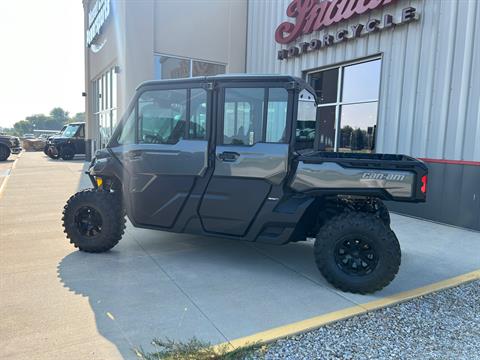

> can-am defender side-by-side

[
  {"left": 62, "top": 75, "right": 427, "bottom": 294},
  {"left": 46, "top": 122, "right": 86, "bottom": 160}
]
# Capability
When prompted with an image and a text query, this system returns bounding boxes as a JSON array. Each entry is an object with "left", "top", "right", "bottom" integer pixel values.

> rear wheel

[
  {"left": 314, "top": 212, "right": 400, "bottom": 294},
  {"left": 62, "top": 189, "right": 126, "bottom": 253},
  {"left": 60, "top": 146, "right": 75, "bottom": 160},
  {"left": 0, "top": 145, "right": 10, "bottom": 161}
]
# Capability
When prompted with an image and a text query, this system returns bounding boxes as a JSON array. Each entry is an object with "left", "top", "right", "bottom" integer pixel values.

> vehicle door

[
  {"left": 199, "top": 83, "right": 292, "bottom": 236},
  {"left": 74, "top": 124, "right": 86, "bottom": 154},
  {"left": 110, "top": 84, "right": 211, "bottom": 229}
]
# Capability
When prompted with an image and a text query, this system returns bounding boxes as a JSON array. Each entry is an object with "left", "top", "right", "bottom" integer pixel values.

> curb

[{"left": 216, "top": 269, "right": 480, "bottom": 351}]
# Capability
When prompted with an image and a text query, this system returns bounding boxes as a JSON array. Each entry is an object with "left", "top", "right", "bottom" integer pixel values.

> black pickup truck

[
  {"left": 46, "top": 122, "right": 86, "bottom": 160},
  {"left": 62, "top": 75, "right": 427, "bottom": 294},
  {"left": 0, "top": 134, "right": 21, "bottom": 161}
]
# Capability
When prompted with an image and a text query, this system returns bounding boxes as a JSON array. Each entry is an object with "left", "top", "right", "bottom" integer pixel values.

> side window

[
  {"left": 138, "top": 89, "right": 187, "bottom": 144},
  {"left": 117, "top": 108, "right": 136, "bottom": 145},
  {"left": 189, "top": 89, "right": 207, "bottom": 140},
  {"left": 266, "top": 88, "right": 288, "bottom": 143},
  {"left": 78, "top": 125, "right": 85, "bottom": 138},
  {"left": 223, "top": 88, "right": 264, "bottom": 145},
  {"left": 295, "top": 90, "right": 317, "bottom": 151}
]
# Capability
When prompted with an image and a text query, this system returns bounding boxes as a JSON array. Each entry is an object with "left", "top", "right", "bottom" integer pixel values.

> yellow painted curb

[{"left": 216, "top": 269, "right": 480, "bottom": 352}]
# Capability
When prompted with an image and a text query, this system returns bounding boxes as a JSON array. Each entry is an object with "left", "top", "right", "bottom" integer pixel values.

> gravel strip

[{"left": 254, "top": 280, "right": 480, "bottom": 360}]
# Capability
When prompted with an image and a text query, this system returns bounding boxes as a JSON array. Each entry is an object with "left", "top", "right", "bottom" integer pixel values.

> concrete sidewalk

[{"left": 1, "top": 152, "right": 479, "bottom": 360}]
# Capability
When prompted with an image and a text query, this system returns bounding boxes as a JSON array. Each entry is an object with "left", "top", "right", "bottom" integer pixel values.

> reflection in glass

[
  {"left": 342, "top": 59, "right": 381, "bottom": 103},
  {"left": 296, "top": 90, "right": 317, "bottom": 151},
  {"left": 138, "top": 89, "right": 187, "bottom": 144},
  {"left": 339, "top": 103, "right": 378, "bottom": 153},
  {"left": 192, "top": 61, "right": 226, "bottom": 77},
  {"left": 155, "top": 56, "right": 190, "bottom": 80},
  {"left": 223, "top": 88, "right": 264, "bottom": 145},
  {"left": 189, "top": 89, "right": 207, "bottom": 140},
  {"left": 309, "top": 68, "right": 338, "bottom": 104},
  {"left": 317, "top": 106, "right": 336, "bottom": 151},
  {"left": 266, "top": 88, "right": 288, "bottom": 143}
]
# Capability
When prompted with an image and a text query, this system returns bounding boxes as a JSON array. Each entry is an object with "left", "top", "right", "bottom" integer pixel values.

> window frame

[
  {"left": 92, "top": 66, "right": 119, "bottom": 148},
  {"left": 217, "top": 83, "right": 292, "bottom": 147},
  {"left": 305, "top": 56, "right": 382, "bottom": 152}
]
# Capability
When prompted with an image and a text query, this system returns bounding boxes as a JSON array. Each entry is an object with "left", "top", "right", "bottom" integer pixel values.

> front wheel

[
  {"left": 314, "top": 212, "right": 400, "bottom": 294},
  {"left": 62, "top": 189, "right": 126, "bottom": 253}
]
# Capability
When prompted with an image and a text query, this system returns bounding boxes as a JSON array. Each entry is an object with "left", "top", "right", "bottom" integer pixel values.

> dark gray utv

[
  {"left": 62, "top": 75, "right": 428, "bottom": 294},
  {"left": 0, "top": 134, "right": 21, "bottom": 161}
]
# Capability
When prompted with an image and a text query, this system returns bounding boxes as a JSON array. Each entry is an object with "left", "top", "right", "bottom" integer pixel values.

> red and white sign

[{"left": 275, "top": 0, "right": 396, "bottom": 44}]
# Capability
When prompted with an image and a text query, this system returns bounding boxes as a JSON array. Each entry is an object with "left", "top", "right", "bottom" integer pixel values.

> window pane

[
  {"left": 189, "top": 88, "right": 207, "bottom": 140},
  {"left": 154, "top": 55, "right": 190, "bottom": 80},
  {"left": 317, "top": 106, "right": 336, "bottom": 151},
  {"left": 309, "top": 68, "right": 338, "bottom": 104},
  {"left": 117, "top": 108, "right": 136, "bottom": 145},
  {"left": 138, "top": 89, "right": 187, "bottom": 144},
  {"left": 295, "top": 89, "right": 317, "bottom": 151},
  {"left": 342, "top": 59, "right": 381, "bottom": 103},
  {"left": 192, "top": 60, "right": 226, "bottom": 77},
  {"left": 106, "top": 71, "right": 110, "bottom": 109},
  {"left": 339, "top": 102, "right": 378, "bottom": 153},
  {"left": 112, "top": 69, "right": 117, "bottom": 109},
  {"left": 223, "top": 88, "right": 264, "bottom": 145},
  {"left": 266, "top": 88, "right": 288, "bottom": 143}
]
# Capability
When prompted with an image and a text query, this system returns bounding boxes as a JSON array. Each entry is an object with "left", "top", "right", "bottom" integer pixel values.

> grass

[{"left": 134, "top": 338, "right": 264, "bottom": 360}]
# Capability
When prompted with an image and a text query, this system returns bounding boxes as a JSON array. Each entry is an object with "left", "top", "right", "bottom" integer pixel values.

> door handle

[
  {"left": 127, "top": 150, "right": 143, "bottom": 160},
  {"left": 218, "top": 151, "right": 240, "bottom": 162}
]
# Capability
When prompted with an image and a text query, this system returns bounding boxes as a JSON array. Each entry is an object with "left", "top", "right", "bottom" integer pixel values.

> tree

[
  {"left": 340, "top": 125, "right": 353, "bottom": 149},
  {"left": 50, "top": 108, "right": 69, "bottom": 124},
  {"left": 14, "top": 120, "right": 33, "bottom": 135},
  {"left": 71, "top": 112, "right": 85, "bottom": 123},
  {"left": 351, "top": 128, "right": 365, "bottom": 151}
]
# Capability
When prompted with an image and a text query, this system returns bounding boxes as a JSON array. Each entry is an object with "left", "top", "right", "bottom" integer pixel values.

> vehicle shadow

[{"left": 56, "top": 230, "right": 320, "bottom": 359}]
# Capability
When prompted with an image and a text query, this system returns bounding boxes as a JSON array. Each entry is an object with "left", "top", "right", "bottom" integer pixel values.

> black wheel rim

[
  {"left": 74, "top": 206, "right": 103, "bottom": 237},
  {"left": 334, "top": 236, "right": 378, "bottom": 276}
]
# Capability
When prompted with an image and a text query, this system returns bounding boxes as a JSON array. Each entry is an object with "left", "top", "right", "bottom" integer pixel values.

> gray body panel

[
  {"left": 291, "top": 161, "right": 415, "bottom": 198},
  {"left": 213, "top": 143, "right": 289, "bottom": 185},
  {"left": 116, "top": 140, "right": 208, "bottom": 177}
]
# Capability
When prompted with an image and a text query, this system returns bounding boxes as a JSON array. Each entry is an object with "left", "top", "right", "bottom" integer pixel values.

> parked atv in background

[
  {"left": 0, "top": 135, "right": 22, "bottom": 161},
  {"left": 46, "top": 122, "right": 86, "bottom": 160},
  {"left": 62, "top": 75, "right": 428, "bottom": 294}
]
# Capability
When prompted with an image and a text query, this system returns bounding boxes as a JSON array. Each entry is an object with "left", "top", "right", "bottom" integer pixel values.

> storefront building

[{"left": 84, "top": 0, "right": 479, "bottom": 231}]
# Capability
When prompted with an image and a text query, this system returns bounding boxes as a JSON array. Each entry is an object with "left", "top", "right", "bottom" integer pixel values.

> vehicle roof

[
  {"left": 137, "top": 74, "right": 313, "bottom": 92},
  {"left": 67, "top": 122, "right": 85, "bottom": 125}
]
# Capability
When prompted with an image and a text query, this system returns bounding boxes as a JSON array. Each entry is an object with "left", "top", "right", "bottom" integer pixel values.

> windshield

[
  {"left": 62, "top": 124, "right": 81, "bottom": 138},
  {"left": 295, "top": 89, "right": 317, "bottom": 151}
]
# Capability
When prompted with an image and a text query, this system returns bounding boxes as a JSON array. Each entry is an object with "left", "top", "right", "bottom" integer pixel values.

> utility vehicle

[
  {"left": 47, "top": 122, "right": 86, "bottom": 160},
  {"left": 62, "top": 75, "right": 427, "bottom": 293}
]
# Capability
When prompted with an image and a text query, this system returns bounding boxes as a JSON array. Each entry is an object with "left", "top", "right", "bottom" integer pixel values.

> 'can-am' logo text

[{"left": 362, "top": 173, "right": 406, "bottom": 181}]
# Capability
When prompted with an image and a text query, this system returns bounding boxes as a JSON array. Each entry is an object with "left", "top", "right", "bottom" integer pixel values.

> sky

[{"left": 0, "top": 0, "right": 84, "bottom": 128}]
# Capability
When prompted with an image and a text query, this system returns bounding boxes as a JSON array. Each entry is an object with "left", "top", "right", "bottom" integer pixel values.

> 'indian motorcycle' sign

[{"left": 275, "top": 0, "right": 417, "bottom": 60}]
